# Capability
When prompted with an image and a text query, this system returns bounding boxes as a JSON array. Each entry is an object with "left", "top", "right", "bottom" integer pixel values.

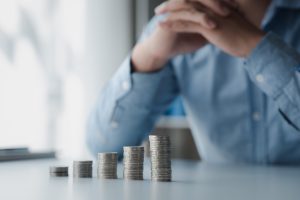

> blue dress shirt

[{"left": 87, "top": 0, "right": 300, "bottom": 164}]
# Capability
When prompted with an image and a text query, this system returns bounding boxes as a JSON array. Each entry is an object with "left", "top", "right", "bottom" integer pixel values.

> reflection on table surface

[{"left": 1, "top": 159, "right": 300, "bottom": 200}]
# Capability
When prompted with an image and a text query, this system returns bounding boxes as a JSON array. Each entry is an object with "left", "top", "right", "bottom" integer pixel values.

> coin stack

[
  {"left": 149, "top": 135, "right": 172, "bottom": 182},
  {"left": 73, "top": 161, "right": 93, "bottom": 178},
  {"left": 97, "top": 153, "right": 118, "bottom": 179},
  {"left": 49, "top": 166, "right": 68, "bottom": 177},
  {"left": 123, "top": 146, "right": 144, "bottom": 180}
]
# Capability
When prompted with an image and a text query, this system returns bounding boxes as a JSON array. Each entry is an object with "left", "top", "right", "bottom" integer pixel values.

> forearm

[
  {"left": 86, "top": 57, "right": 179, "bottom": 156},
  {"left": 132, "top": 38, "right": 169, "bottom": 73}
]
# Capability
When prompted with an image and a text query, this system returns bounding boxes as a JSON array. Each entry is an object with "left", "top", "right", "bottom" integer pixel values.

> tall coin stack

[
  {"left": 97, "top": 153, "right": 118, "bottom": 179},
  {"left": 73, "top": 161, "right": 93, "bottom": 178},
  {"left": 123, "top": 146, "right": 144, "bottom": 180},
  {"left": 149, "top": 135, "right": 172, "bottom": 182}
]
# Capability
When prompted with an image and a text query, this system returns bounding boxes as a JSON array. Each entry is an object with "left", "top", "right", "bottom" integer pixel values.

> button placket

[
  {"left": 256, "top": 74, "right": 265, "bottom": 83},
  {"left": 110, "top": 121, "right": 119, "bottom": 129},
  {"left": 252, "top": 112, "right": 261, "bottom": 121},
  {"left": 122, "top": 81, "right": 130, "bottom": 91}
]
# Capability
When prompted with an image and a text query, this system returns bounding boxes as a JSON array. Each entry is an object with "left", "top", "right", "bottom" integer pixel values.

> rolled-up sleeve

[
  {"left": 244, "top": 32, "right": 300, "bottom": 130},
  {"left": 86, "top": 17, "right": 179, "bottom": 157}
]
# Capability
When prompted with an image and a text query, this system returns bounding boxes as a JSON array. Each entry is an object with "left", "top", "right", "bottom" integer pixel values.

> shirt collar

[
  {"left": 261, "top": 0, "right": 300, "bottom": 28},
  {"left": 273, "top": 0, "right": 300, "bottom": 9}
]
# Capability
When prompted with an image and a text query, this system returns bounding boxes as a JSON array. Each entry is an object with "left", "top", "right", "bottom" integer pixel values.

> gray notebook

[{"left": 0, "top": 147, "right": 55, "bottom": 161}]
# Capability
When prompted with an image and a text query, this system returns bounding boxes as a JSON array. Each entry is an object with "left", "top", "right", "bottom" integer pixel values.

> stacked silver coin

[
  {"left": 149, "top": 135, "right": 172, "bottom": 182},
  {"left": 123, "top": 146, "right": 144, "bottom": 180},
  {"left": 73, "top": 161, "right": 93, "bottom": 178},
  {"left": 97, "top": 153, "right": 118, "bottom": 179},
  {"left": 49, "top": 166, "right": 68, "bottom": 177}
]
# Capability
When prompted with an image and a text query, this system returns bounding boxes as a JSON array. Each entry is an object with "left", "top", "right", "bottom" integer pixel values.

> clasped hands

[{"left": 132, "top": 0, "right": 266, "bottom": 72}]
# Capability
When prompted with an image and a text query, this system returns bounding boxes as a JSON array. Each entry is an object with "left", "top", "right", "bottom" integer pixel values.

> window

[{"left": 0, "top": 0, "right": 133, "bottom": 159}]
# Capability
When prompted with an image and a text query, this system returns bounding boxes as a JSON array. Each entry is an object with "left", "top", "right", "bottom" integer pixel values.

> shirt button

[
  {"left": 111, "top": 121, "right": 119, "bottom": 128},
  {"left": 122, "top": 81, "right": 130, "bottom": 91},
  {"left": 252, "top": 112, "right": 261, "bottom": 121},
  {"left": 256, "top": 74, "right": 264, "bottom": 83}
]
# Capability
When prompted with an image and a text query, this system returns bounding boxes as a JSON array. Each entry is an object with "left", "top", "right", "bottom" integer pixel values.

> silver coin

[
  {"left": 123, "top": 146, "right": 144, "bottom": 180},
  {"left": 97, "top": 153, "right": 118, "bottom": 179},
  {"left": 149, "top": 135, "right": 172, "bottom": 182},
  {"left": 73, "top": 160, "right": 93, "bottom": 178},
  {"left": 50, "top": 173, "right": 68, "bottom": 177},
  {"left": 73, "top": 160, "right": 93, "bottom": 164},
  {"left": 123, "top": 146, "right": 144, "bottom": 150},
  {"left": 49, "top": 166, "right": 68, "bottom": 173},
  {"left": 98, "top": 153, "right": 118, "bottom": 159}
]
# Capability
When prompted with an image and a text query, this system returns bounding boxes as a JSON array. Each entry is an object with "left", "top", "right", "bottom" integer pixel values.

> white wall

[
  {"left": 56, "top": 0, "right": 133, "bottom": 159},
  {"left": 84, "top": 0, "right": 133, "bottom": 106}
]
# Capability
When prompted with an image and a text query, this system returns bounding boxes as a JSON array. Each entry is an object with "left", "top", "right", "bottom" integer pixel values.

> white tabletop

[{"left": 1, "top": 159, "right": 300, "bottom": 200}]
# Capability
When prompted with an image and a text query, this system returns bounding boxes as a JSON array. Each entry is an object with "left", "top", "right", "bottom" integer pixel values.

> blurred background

[{"left": 0, "top": 0, "right": 199, "bottom": 160}]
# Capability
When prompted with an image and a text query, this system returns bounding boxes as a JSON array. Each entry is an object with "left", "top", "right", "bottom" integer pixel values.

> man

[{"left": 87, "top": 0, "right": 300, "bottom": 164}]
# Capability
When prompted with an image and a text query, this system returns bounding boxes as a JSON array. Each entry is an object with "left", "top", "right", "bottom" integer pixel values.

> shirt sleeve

[
  {"left": 86, "top": 17, "right": 179, "bottom": 157},
  {"left": 244, "top": 31, "right": 300, "bottom": 131}
]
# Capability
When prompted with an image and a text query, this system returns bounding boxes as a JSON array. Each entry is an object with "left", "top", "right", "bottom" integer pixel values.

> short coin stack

[
  {"left": 73, "top": 161, "right": 93, "bottom": 178},
  {"left": 49, "top": 166, "right": 68, "bottom": 177},
  {"left": 149, "top": 135, "right": 172, "bottom": 182},
  {"left": 123, "top": 146, "right": 144, "bottom": 180},
  {"left": 97, "top": 152, "right": 118, "bottom": 179}
]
